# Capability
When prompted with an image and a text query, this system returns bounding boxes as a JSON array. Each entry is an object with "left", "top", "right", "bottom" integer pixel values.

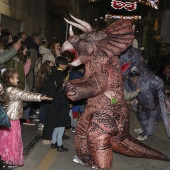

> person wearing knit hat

[
  {"left": 39, "top": 45, "right": 55, "bottom": 64},
  {"left": 34, "top": 45, "right": 56, "bottom": 76}
]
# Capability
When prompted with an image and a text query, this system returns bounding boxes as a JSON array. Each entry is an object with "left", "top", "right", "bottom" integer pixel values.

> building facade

[{"left": 0, "top": 0, "right": 47, "bottom": 36}]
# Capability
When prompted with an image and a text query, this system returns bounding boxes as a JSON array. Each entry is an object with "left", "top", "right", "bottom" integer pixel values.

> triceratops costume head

[
  {"left": 63, "top": 15, "right": 169, "bottom": 169},
  {"left": 62, "top": 14, "right": 134, "bottom": 67}
]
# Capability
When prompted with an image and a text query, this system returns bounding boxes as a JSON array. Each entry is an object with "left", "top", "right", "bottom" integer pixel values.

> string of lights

[{"left": 105, "top": 14, "right": 141, "bottom": 20}]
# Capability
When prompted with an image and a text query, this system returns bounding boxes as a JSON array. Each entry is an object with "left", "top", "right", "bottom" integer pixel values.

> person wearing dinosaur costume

[
  {"left": 119, "top": 47, "right": 170, "bottom": 141},
  {"left": 62, "top": 15, "right": 169, "bottom": 169}
]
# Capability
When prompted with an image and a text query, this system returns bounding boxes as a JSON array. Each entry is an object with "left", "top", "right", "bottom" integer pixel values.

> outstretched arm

[
  {"left": 0, "top": 40, "right": 21, "bottom": 64},
  {"left": 64, "top": 71, "right": 108, "bottom": 101}
]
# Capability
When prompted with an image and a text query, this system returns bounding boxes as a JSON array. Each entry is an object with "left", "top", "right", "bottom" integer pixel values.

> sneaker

[
  {"left": 35, "top": 110, "right": 39, "bottom": 114},
  {"left": 51, "top": 142, "right": 58, "bottom": 149},
  {"left": 73, "top": 155, "right": 84, "bottom": 165},
  {"left": 38, "top": 127, "right": 43, "bottom": 131},
  {"left": 38, "top": 123, "right": 44, "bottom": 128},
  {"left": 92, "top": 165, "right": 99, "bottom": 169},
  {"left": 62, "top": 134, "right": 70, "bottom": 140},
  {"left": 23, "top": 119, "right": 36, "bottom": 126},
  {"left": 57, "top": 145, "right": 69, "bottom": 152},
  {"left": 38, "top": 123, "right": 44, "bottom": 130},
  {"left": 7, "top": 165, "right": 19, "bottom": 169},
  {"left": 137, "top": 134, "right": 148, "bottom": 141},
  {"left": 5, "top": 164, "right": 18, "bottom": 169},
  {"left": 42, "top": 140, "right": 51, "bottom": 145},
  {"left": 29, "top": 115, "right": 38, "bottom": 119},
  {"left": 34, "top": 118, "right": 39, "bottom": 122},
  {"left": 72, "top": 127, "right": 76, "bottom": 133},
  {"left": 134, "top": 128, "right": 143, "bottom": 134}
]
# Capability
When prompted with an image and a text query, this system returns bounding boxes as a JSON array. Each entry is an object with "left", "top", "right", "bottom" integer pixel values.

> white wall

[{"left": 0, "top": 0, "right": 47, "bottom": 36}]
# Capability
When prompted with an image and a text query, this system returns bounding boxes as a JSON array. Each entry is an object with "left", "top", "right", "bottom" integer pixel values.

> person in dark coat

[
  {"left": 35, "top": 57, "right": 70, "bottom": 151},
  {"left": 50, "top": 57, "right": 70, "bottom": 152}
]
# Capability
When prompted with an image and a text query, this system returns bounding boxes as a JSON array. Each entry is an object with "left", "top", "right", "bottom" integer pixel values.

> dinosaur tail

[{"left": 111, "top": 134, "right": 170, "bottom": 162}]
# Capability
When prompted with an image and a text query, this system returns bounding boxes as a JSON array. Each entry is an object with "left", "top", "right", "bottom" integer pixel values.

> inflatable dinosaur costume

[
  {"left": 119, "top": 47, "right": 170, "bottom": 139},
  {"left": 63, "top": 15, "right": 169, "bottom": 169}
]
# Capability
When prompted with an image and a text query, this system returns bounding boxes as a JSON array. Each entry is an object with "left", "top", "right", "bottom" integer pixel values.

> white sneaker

[
  {"left": 73, "top": 155, "right": 84, "bottom": 165},
  {"left": 29, "top": 115, "right": 38, "bottom": 119},
  {"left": 38, "top": 123, "right": 44, "bottom": 130},
  {"left": 7, "top": 165, "right": 18, "bottom": 169},
  {"left": 92, "top": 165, "right": 99, "bottom": 169},
  {"left": 38, "top": 123, "right": 44, "bottom": 128},
  {"left": 71, "top": 127, "right": 76, "bottom": 133},
  {"left": 38, "top": 127, "right": 43, "bottom": 131},
  {"left": 35, "top": 110, "right": 39, "bottom": 114},
  {"left": 34, "top": 118, "right": 39, "bottom": 122},
  {"left": 134, "top": 128, "right": 143, "bottom": 134},
  {"left": 137, "top": 134, "right": 148, "bottom": 141}
]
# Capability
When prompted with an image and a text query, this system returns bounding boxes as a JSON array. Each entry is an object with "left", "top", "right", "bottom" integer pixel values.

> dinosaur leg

[
  {"left": 88, "top": 125, "right": 113, "bottom": 169},
  {"left": 137, "top": 108, "right": 161, "bottom": 136},
  {"left": 111, "top": 134, "right": 169, "bottom": 161},
  {"left": 75, "top": 112, "right": 93, "bottom": 167}
]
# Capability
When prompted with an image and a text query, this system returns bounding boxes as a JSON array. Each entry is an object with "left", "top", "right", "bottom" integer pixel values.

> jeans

[
  {"left": 52, "top": 127, "right": 65, "bottom": 146},
  {"left": 23, "top": 106, "right": 30, "bottom": 119}
]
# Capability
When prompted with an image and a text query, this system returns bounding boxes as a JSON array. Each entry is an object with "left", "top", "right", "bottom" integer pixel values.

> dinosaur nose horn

[
  {"left": 70, "top": 14, "right": 93, "bottom": 32},
  {"left": 69, "top": 25, "right": 74, "bottom": 36},
  {"left": 64, "top": 18, "right": 87, "bottom": 33}
]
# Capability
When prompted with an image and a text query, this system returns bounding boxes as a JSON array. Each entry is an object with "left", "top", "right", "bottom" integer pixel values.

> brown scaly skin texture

[{"left": 63, "top": 19, "right": 169, "bottom": 169}]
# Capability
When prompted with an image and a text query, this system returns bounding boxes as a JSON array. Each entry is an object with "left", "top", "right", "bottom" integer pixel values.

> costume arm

[
  {"left": 151, "top": 76, "right": 165, "bottom": 101},
  {"left": 9, "top": 87, "right": 41, "bottom": 102},
  {"left": 0, "top": 48, "right": 17, "bottom": 64},
  {"left": 65, "top": 71, "right": 108, "bottom": 101}
]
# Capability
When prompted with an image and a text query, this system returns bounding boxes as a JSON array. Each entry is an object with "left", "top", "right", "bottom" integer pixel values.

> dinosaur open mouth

[
  {"left": 67, "top": 49, "right": 79, "bottom": 63},
  {"left": 62, "top": 41, "right": 81, "bottom": 66}
]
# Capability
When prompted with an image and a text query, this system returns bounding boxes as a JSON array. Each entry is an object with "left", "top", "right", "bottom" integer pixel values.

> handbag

[{"left": 0, "top": 104, "right": 11, "bottom": 127}]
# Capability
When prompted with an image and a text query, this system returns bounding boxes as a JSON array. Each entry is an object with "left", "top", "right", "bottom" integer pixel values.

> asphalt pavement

[{"left": 18, "top": 104, "right": 170, "bottom": 170}]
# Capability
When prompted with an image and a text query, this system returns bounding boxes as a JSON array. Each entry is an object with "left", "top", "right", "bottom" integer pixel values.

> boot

[{"left": 57, "top": 145, "right": 69, "bottom": 152}]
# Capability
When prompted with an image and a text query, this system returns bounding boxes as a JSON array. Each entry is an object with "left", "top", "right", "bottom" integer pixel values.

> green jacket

[
  {"left": 26, "top": 48, "right": 37, "bottom": 91},
  {"left": 5, "top": 55, "right": 25, "bottom": 90}
]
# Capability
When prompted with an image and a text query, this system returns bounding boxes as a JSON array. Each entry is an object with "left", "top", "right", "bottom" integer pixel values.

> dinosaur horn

[
  {"left": 64, "top": 18, "right": 87, "bottom": 32},
  {"left": 69, "top": 25, "right": 74, "bottom": 36},
  {"left": 70, "top": 14, "right": 93, "bottom": 32}
]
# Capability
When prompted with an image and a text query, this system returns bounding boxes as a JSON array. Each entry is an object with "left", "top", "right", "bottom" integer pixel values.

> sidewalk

[
  {"left": 21, "top": 123, "right": 41, "bottom": 156},
  {"left": 18, "top": 104, "right": 170, "bottom": 170}
]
